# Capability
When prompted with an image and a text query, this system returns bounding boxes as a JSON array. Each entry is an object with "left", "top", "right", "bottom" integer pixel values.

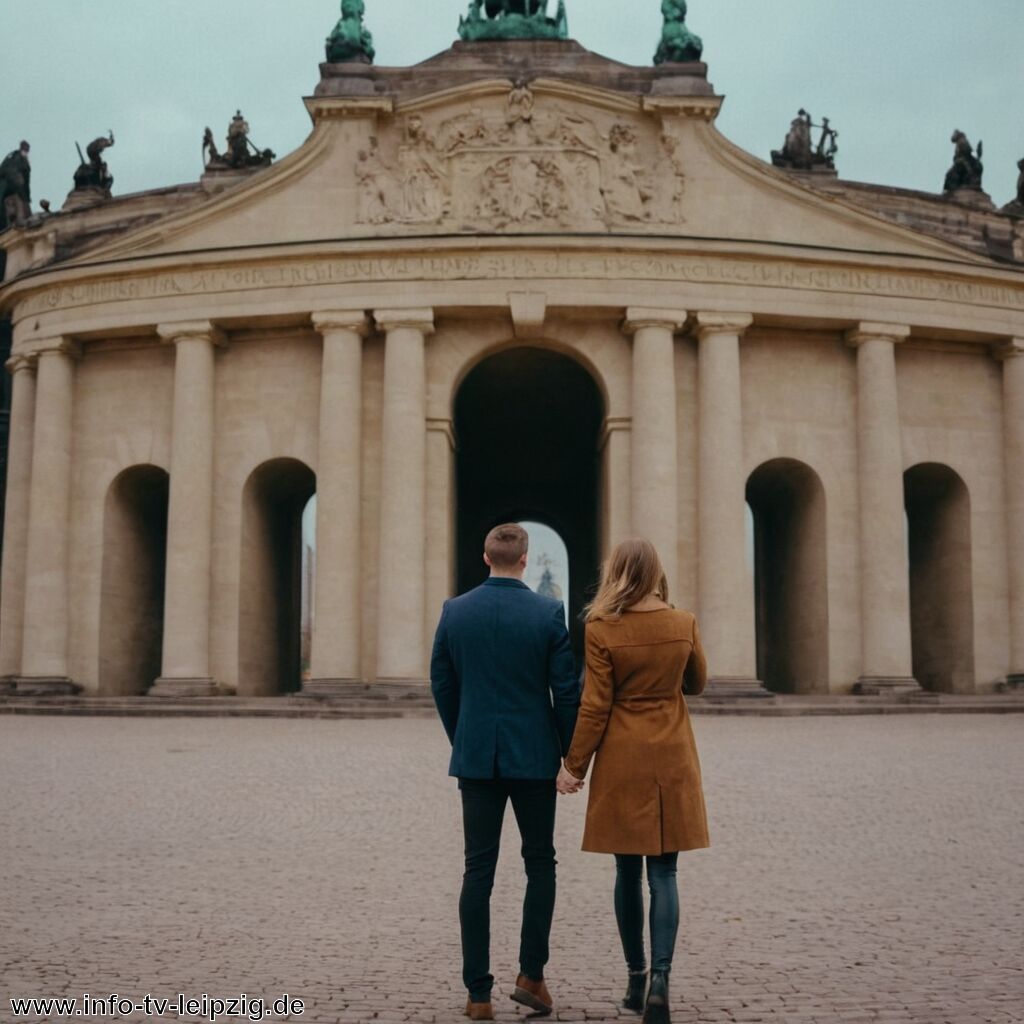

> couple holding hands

[{"left": 431, "top": 524, "right": 709, "bottom": 1024}]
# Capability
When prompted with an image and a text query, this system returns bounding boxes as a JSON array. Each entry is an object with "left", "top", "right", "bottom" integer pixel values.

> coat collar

[{"left": 484, "top": 577, "right": 530, "bottom": 590}]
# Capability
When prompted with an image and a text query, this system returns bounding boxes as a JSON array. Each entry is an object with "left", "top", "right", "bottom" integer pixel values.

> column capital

[
  {"left": 623, "top": 307, "right": 688, "bottom": 334},
  {"left": 373, "top": 308, "right": 435, "bottom": 335},
  {"left": 5, "top": 352, "right": 38, "bottom": 375},
  {"left": 694, "top": 312, "right": 754, "bottom": 339},
  {"left": 32, "top": 337, "right": 82, "bottom": 360},
  {"left": 994, "top": 338, "right": 1024, "bottom": 362},
  {"left": 311, "top": 310, "right": 370, "bottom": 337},
  {"left": 157, "top": 321, "right": 227, "bottom": 347},
  {"left": 845, "top": 322, "right": 911, "bottom": 348}
]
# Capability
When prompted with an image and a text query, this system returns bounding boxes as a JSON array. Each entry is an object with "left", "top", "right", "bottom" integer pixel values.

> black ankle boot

[
  {"left": 642, "top": 970, "right": 670, "bottom": 1024},
  {"left": 623, "top": 971, "right": 647, "bottom": 1012}
]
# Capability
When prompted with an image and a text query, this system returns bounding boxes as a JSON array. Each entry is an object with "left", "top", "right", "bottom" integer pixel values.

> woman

[{"left": 557, "top": 539, "right": 709, "bottom": 1024}]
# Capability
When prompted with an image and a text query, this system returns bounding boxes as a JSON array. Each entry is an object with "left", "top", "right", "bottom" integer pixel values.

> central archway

[{"left": 455, "top": 347, "right": 605, "bottom": 656}]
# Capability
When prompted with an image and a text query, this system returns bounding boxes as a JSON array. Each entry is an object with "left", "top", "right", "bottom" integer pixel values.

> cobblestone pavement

[{"left": 1, "top": 716, "right": 1021, "bottom": 1024}]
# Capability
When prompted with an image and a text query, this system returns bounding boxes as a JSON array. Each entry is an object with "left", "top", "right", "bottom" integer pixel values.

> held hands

[{"left": 556, "top": 762, "right": 584, "bottom": 795}]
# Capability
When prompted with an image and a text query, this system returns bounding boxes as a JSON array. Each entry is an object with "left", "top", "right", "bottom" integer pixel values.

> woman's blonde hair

[{"left": 585, "top": 538, "right": 669, "bottom": 622}]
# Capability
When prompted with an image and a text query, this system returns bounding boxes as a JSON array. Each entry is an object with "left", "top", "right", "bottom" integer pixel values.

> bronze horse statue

[{"left": 485, "top": 0, "right": 545, "bottom": 16}]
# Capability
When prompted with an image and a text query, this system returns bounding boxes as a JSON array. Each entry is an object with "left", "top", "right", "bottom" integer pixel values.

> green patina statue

[
  {"left": 654, "top": 0, "right": 703, "bottom": 64},
  {"left": 458, "top": 0, "right": 569, "bottom": 42},
  {"left": 326, "top": 0, "right": 375, "bottom": 63}
]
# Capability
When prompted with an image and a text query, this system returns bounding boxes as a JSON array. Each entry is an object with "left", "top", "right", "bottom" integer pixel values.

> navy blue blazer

[{"left": 430, "top": 577, "right": 580, "bottom": 780}]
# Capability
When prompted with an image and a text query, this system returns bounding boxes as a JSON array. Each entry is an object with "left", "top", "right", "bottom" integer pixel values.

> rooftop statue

[
  {"left": 459, "top": 0, "right": 569, "bottom": 42},
  {"left": 73, "top": 132, "right": 115, "bottom": 196},
  {"left": 943, "top": 130, "right": 983, "bottom": 194},
  {"left": 654, "top": 0, "right": 703, "bottom": 64},
  {"left": 1005, "top": 156, "right": 1024, "bottom": 215},
  {"left": 326, "top": 0, "right": 375, "bottom": 63},
  {"left": 0, "top": 140, "right": 32, "bottom": 230},
  {"left": 771, "top": 109, "right": 838, "bottom": 173},
  {"left": 203, "top": 111, "right": 275, "bottom": 172}
]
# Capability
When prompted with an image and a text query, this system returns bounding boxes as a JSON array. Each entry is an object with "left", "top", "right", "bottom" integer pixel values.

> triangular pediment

[{"left": 71, "top": 65, "right": 992, "bottom": 268}]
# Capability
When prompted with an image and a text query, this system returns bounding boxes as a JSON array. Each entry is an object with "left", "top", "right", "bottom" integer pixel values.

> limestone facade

[{"left": 1, "top": 42, "right": 1022, "bottom": 697}]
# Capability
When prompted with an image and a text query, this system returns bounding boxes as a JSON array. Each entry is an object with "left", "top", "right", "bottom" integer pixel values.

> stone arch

[
  {"left": 449, "top": 334, "right": 615, "bottom": 417},
  {"left": 904, "top": 462, "right": 974, "bottom": 693},
  {"left": 238, "top": 458, "right": 317, "bottom": 696},
  {"left": 99, "top": 465, "right": 170, "bottom": 695},
  {"left": 746, "top": 458, "right": 829, "bottom": 693},
  {"left": 454, "top": 345, "right": 606, "bottom": 654}
]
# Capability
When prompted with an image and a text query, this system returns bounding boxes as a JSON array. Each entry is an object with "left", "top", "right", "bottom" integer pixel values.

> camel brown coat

[{"left": 563, "top": 608, "right": 710, "bottom": 855}]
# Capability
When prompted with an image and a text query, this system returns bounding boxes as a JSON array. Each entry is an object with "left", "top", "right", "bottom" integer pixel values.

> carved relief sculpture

[
  {"left": 398, "top": 115, "right": 447, "bottom": 222},
  {"left": 355, "top": 85, "right": 687, "bottom": 232},
  {"left": 602, "top": 124, "right": 653, "bottom": 222}
]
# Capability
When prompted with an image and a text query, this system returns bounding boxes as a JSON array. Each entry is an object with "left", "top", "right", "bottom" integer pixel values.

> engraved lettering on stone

[{"left": 15, "top": 254, "right": 1024, "bottom": 321}]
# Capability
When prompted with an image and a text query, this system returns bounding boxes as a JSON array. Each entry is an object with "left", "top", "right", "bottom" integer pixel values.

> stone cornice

[
  {"left": 845, "top": 321, "right": 912, "bottom": 348},
  {"left": 373, "top": 308, "right": 435, "bottom": 334},
  {"left": 994, "top": 337, "right": 1024, "bottom": 361},
  {"left": 156, "top": 321, "right": 227, "bottom": 347},
  {"left": 694, "top": 312, "right": 754, "bottom": 339},
  {"left": 642, "top": 95, "right": 723, "bottom": 122},
  {"left": 311, "top": 310, "right": 370, "bottom": 337},
  {"left": 303, "top": 96, "right": 394, "bottom": 124},
  {"left": 623, "top": 307, "right": 688, "bottom": 334}
]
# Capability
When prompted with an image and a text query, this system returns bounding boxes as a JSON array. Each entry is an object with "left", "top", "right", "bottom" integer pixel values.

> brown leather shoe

[
  {"left": 465, "top": 998, "right": 495, "bottom": 1020},
  {"left": 511, "top": 974, "right": 553, "bottom": 1016}
]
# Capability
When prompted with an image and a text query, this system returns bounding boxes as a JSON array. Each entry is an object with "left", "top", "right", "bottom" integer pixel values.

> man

[{"left": 430, "top": 523, "right": 580, "bottom": 1021}]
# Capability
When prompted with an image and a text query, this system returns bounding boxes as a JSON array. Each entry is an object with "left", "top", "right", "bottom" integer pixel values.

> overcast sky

[{"left": 2, "top": 0, "right": 1022, "bottom": 210}]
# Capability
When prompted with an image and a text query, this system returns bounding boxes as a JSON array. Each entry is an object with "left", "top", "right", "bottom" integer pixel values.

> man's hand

[{"left": 556, "top": 763, "right": 584, "bottom": 795}]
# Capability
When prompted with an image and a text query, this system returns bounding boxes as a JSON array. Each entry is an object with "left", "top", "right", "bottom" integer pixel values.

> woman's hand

[{"left": 556, "top": 763, "right": 584, "bottom": 795}]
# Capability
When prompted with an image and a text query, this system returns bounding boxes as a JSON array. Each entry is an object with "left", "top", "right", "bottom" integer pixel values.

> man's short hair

[{"left": 484, "top": 523, "right": 529, "bottom": 569}]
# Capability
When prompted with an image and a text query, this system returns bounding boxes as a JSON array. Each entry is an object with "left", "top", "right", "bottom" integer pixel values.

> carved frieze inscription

[
  {"left": 15, "top": 253, "right": 1024, "bottom": 320},
  {"left": 355, "top": 86, "right": 686, "bottom": 230}
]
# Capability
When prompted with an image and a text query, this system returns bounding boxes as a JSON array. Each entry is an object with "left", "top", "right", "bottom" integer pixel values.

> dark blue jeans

[
  {"left": 459, "top": 779, "right": 557, "bottom": 1002},
  {"left": 614, "top": 852, "right": 680, "bottom": 974}
]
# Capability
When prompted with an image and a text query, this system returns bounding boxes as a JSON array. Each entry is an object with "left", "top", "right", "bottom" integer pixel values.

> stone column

[
  {"left": 304, "top": 311, "right": 368, "bottom": 695},
  {"left": 601, "top": 417, "right": 632, "bottom": 554},
  {"left": 998, "top": 338, "right": 1024, "bottom": 687},
  {"left": 425, "top": 418, "right": 456, "bottom": 652},
  {"left": 150, "top": 322, "right": 225, "bottom": 697},
  {"left": 374, "top": 308, "right": 433, "bottom": 685},
  {"left": 624, "top": 308, "right": 686, "bottom": 595},
  {"left": 695, "top": 312, "right": 769, "bottom": 698},
  {"left": 846, "top": 322, "right": 919, "bottom": 694},
  {"left": 16, "top": 340, "right": 81, "bottom": 693},
  {"left": 0, "top": 355, "right": 37, "bottom": 688}
]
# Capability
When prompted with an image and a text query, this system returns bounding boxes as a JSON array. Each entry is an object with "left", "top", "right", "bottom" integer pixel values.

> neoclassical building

[{"left": 1, "top": 28, "right": 1023, "bottom": 701}]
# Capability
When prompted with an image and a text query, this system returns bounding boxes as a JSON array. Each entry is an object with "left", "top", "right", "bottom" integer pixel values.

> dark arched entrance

[
  {"left": 455, "top": 347, "right": 604, "bottom": 656},
  {"left": 238, "top": 458, "right": 317, "bottom": 696},
  {"left": 746, "top": 458, "right": 829, "bottom": 694},
  {"left": 904, "top": 463, "right": 974, "bottom": 692},
  {"left": 99, "top": 465, "right": 169, "bottom": 695}
]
